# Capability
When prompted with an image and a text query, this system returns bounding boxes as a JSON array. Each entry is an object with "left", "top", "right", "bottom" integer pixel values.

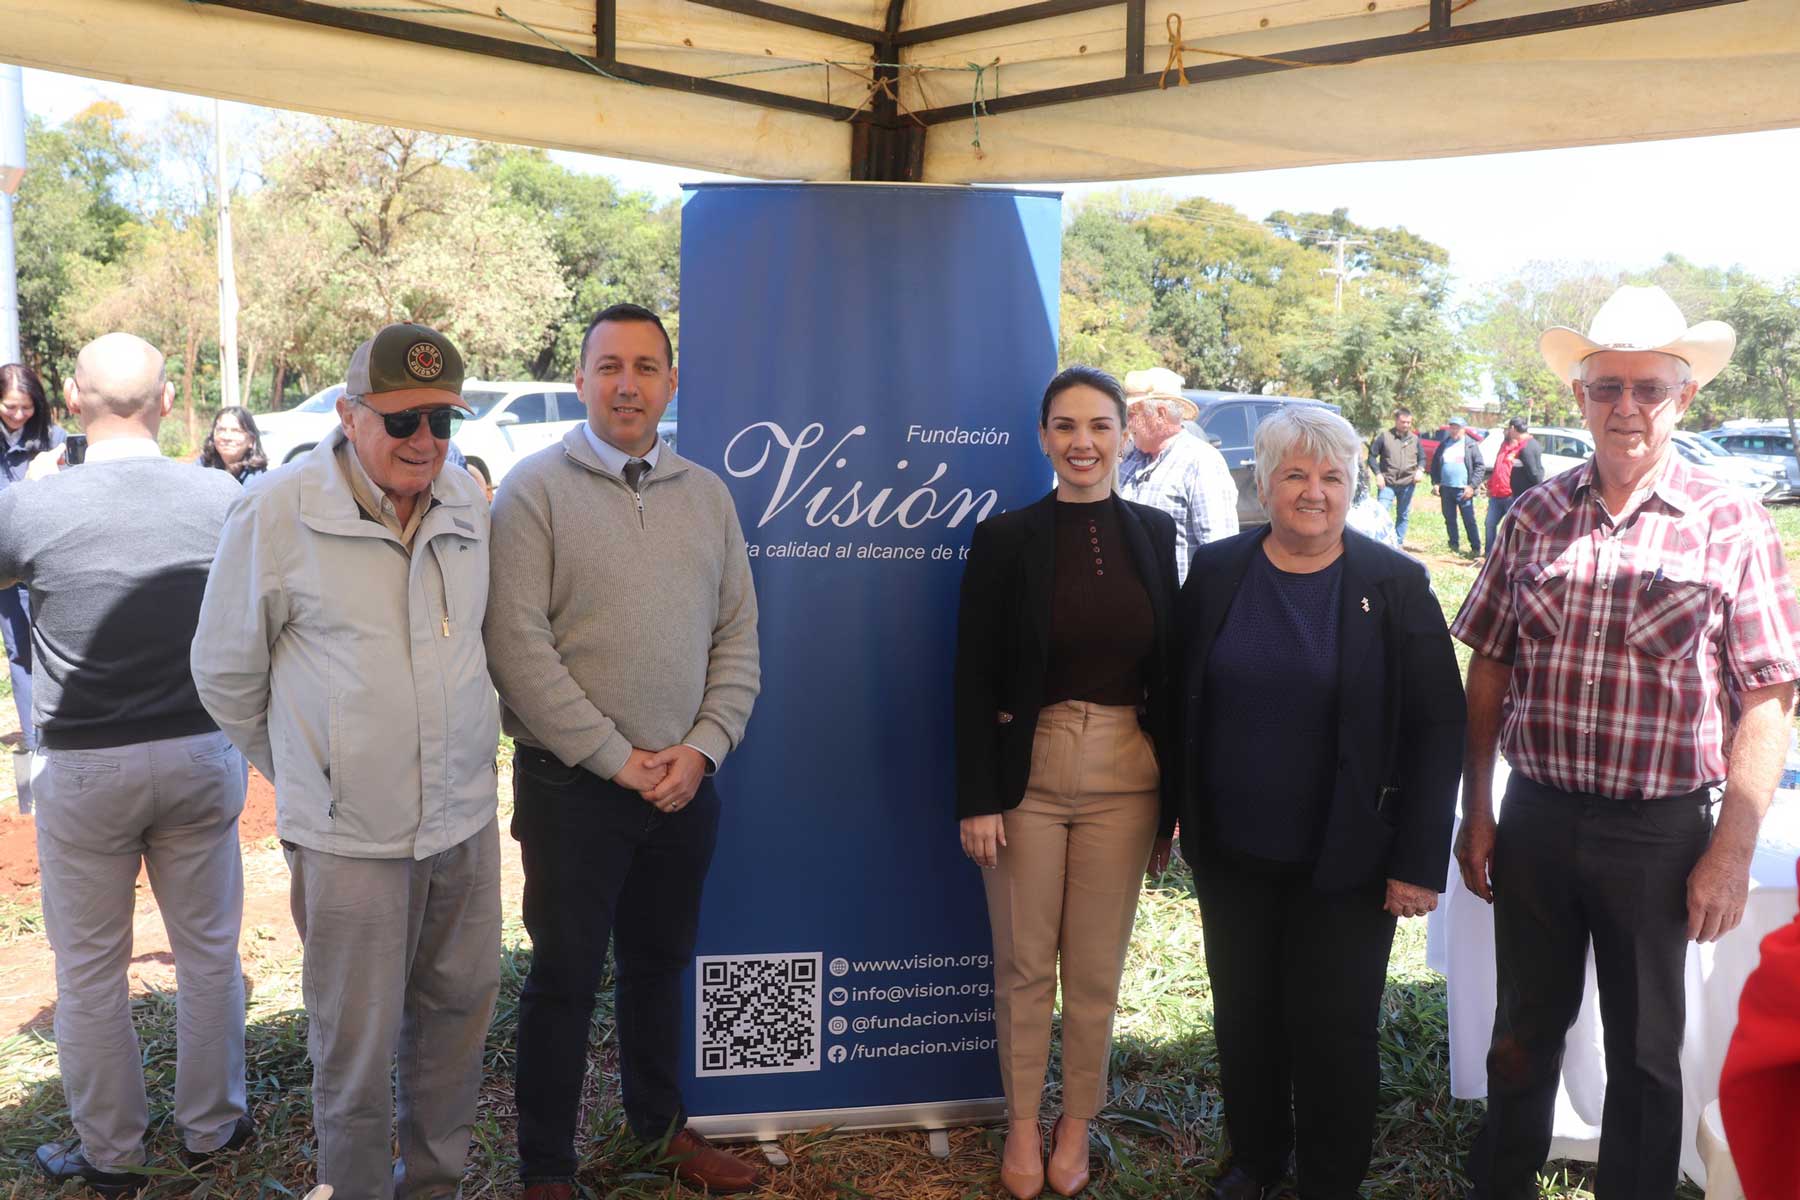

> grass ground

[{"left": 4, "top": 488, "right": 1790, "bottom": 1199}]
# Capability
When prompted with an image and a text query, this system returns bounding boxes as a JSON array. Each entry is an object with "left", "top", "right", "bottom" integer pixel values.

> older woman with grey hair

[{"left": 1175, "top": 405, "right": 1465, "bottom": 1200}]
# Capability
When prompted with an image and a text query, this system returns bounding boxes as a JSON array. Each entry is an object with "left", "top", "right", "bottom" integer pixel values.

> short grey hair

[
  {"left": 1253, "top": 405, "right": 1363, "bottom": 498},
  {"left": 1571, "top": 351, "right": 1692, "bottom": 384}
]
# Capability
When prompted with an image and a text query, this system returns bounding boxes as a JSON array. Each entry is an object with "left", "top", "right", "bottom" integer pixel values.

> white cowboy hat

[
  {"left": 1122, "top": 367, "right": 1199, "bottom": 422},
  {"left": 1538, "top": 285, "right": 1736, "bottom": 387}
]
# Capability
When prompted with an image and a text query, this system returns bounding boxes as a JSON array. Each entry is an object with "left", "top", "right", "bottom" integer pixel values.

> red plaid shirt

[{"left": 1452, "top": 452, "right": 1800, "bottom": 800}]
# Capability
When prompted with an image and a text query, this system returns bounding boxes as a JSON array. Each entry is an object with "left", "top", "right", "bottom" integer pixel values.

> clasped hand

[{"left": 612, "top": 745, "right": 705, "bottom": 813}]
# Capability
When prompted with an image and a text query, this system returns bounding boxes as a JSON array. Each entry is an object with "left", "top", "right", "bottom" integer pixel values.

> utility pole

[
  {"left": 1314, "top": 234, "right": 1366, "bottom": 313},
  {"left": 214, "top": 98, "right": 240, "bottom": 407},
  {"left": 1, "top": 64, "right": 26, "bottom": 365}
]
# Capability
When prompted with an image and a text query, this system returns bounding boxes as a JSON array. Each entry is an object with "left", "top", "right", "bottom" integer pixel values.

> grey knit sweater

[{"left": 483, "top": 427, "right": 761, "bottom": 779}]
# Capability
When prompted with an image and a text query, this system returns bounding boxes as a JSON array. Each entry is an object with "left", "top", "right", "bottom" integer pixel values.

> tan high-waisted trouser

[{"left": 982, "top": 700, "right": 1160, "bottom": 1120}]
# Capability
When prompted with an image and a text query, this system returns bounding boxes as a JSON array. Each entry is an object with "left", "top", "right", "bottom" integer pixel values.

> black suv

[{"left": 1182, "top": 391, "right": 1343, "bottom": 525}]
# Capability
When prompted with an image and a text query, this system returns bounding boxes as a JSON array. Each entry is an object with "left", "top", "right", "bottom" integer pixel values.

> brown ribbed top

[{"left": 1043, "top": 497, "right": 1154, "bottom": 707}]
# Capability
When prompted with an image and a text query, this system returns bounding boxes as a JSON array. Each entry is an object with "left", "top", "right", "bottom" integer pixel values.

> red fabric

[
  {"left": 1451, "top": 454, "right": 1800, "bottom": 800},
  {"left": 1489, "top": 439, "right": 1523, "bottom": 498},
  {"left": 1719, "top": 864, "right": 1800, "bottom": 1199}
]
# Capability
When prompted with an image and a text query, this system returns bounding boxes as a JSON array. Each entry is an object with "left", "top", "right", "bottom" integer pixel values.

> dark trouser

[
  {"left": 511, "top": 745, "right": 721, "bottom": 1184},
  {"left": 1389, "top": 482, "right": 1416, "bottom": 546},
  {"left": 1466, "top": 773, "right": 1712, "bottom": 1200},
  {"left": 1193, "top": 849, "right": 1397, "bottom": 1199},
  {"left": 1484, "top": 495, "right": 1514, "bottom": 556},
  {"left": 1441, "top": 489, "right": 1479, "bottom": 554}
]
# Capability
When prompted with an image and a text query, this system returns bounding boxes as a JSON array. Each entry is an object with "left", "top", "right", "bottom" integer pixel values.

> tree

[
  {"left": 1058, "top": 197, "right": 1157, "bottom": 374},
  {"left": 1279, "top": 281, "right": 1468, "bottom": 432},
  {"left": 11, "top": 103, "right": 143, "bottom": 393},
  {"left": 1726, "top": 279, "right": 1800, "bottom": 473},
  {"left": 1140, "top": 197, "right": 1334, "bottom": 393},
  {"left": 260, "top": 121, "right": 569, "bottom": 381},
  {"left": 478, "top": 147, "right": 679, "bottom": 380},
  {"left": 1464, "top": 264, "right": 1618, "bottom": 427},
  {"left": 1264, "top": 206, "right": 1451, "bottom": 304},
  {"left": 72, "top": 218, "right": 218, "bottom": 445}
]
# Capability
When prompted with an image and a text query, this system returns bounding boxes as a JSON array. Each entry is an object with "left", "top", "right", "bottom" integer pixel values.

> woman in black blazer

[
  {"left": 954, "top": 366, "right": 1180, "bottom": 1199},
  {"left": 1177, "top": 405, "right": 1465, "bottom": 1200}
]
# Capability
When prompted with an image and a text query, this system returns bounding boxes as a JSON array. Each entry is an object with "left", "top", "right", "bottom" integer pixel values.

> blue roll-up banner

[{"left": 676, "top": 184, "right": 1062, "bottom": 1136}]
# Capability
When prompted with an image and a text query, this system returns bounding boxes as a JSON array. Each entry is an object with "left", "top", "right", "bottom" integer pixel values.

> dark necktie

[{"left": 624, "top": 459, "right": 649, "bottom": 492}]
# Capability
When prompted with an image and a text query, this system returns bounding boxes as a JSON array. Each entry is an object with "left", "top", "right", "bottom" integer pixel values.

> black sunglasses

[{"left": 352, "top": 396, "right": 461, "bottom": 439}]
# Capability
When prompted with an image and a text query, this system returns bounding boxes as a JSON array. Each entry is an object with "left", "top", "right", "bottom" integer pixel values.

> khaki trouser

[
  {"left": 982, "top": 701, "right": 1160, "bottom": 1120},
  {"left": 285, "top": 818, "right": 502, "bottom": 1200},
  {"left": 33, "top": 730, "right": 249, "bottom": 1171}
]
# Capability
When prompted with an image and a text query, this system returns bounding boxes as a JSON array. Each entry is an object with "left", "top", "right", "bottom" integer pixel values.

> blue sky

[{"left": 22, "top": 66, "right": 1800, "bottom": 305}]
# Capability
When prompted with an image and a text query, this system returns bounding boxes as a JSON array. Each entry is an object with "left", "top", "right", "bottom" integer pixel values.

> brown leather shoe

[
  {"left": 520, "top": 1183, "right": 574, "bottom": 1200},
  {"left": 667, "top": 1128, "right": 768, "bottom": 1194}
]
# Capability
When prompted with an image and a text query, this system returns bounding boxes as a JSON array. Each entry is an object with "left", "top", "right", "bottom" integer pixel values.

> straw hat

[
  {"left": 1122, "top": 367, "right": 1199, "bottom": 422},
  {"left": 1538, "top": 285, "right": 1736, "bottom": 387}
]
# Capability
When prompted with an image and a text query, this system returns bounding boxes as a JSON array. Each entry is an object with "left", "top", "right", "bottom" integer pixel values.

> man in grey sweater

[
  {"left": 484, "top": 303, "right": 762, "bottom": 1199},
  {"left": 0, "top": 333, "right": 251, "bottom": 1196}
]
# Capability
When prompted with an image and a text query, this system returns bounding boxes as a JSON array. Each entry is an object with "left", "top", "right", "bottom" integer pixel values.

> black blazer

[
  {"left": 1176, "top": 526, "right": 1466, "bottom": 892},
  {"left": 954, "top": 491, "right": 1181, "bottom": 836}
]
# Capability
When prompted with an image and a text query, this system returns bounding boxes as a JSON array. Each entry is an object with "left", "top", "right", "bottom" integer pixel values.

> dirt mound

[{"left": 0, "top": 765, "right": 278, "bottom": 898}]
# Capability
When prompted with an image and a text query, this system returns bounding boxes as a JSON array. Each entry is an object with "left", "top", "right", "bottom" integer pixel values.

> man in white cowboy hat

[
  {"left": 1451, "top": 285, "right": 1800, "bottom": 1199},
  {"left": 1117, "top": 367, "right": 1237, "bottom": 584}
]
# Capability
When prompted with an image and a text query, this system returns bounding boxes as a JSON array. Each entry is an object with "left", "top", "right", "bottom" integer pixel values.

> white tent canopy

[{"left": 5, "top": 0, "right": 1798, "bottom": 182}]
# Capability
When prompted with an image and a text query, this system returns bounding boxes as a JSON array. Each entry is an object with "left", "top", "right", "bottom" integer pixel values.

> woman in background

[
  {"left": 955, "top": 365, "right": 1180, "bottom": 1198},
  {"left": 198, "top": 406, "right": 268, "bottom": 483},
  {"left": 0, "top": 363, "right": 66, "bottom": 805}
]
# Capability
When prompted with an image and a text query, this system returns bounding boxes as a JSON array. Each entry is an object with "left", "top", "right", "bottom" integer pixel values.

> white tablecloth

[{"left": 1425, "top": 760, "right": 1800, "bottom": 1185}]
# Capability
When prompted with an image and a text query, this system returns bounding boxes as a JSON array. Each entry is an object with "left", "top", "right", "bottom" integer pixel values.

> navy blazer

[
  {"left": 1176, "top": 526, "right": 1466, "bottom": 892},
  {"left": 954, "top": 490, "right": 1181, "bottom": 836}
]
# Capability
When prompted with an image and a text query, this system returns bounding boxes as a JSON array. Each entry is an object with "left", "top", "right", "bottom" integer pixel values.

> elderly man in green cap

[{"left": 193, "top": 323, "right": 501, "bottom": 1200}]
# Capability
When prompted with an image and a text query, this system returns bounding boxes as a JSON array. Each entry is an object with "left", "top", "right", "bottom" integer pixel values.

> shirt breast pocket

[
  {"left": 1510, "top": 560, "right": 1571, "bottom": 642},
  {"left": 1627, "top": 577, "right": 1714, "bottom": 661}
]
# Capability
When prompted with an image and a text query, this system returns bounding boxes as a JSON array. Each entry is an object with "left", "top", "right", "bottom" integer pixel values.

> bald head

[{"left": 72, "top": 333, "right": 168, "bottom": 420}]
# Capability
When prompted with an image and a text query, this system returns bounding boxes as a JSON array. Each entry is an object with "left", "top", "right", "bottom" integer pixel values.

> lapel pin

[{"left": 1360, "top": 596, "right": 1370, "bottom": 613}]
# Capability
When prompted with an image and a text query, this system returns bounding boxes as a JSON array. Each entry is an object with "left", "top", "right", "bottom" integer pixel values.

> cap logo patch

[{"left": 406, "top": 341, "right": 444, "bottom": 380}]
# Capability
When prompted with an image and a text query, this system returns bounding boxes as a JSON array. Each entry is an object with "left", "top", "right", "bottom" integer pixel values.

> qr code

[{"left": 696, "top": 952, "right": 822, "bottom": 1077}]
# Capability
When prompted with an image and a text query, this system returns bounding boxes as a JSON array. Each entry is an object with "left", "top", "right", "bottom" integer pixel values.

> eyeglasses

[
  {"left": 352, "top": 396, "right": 462, "bottom": 439},
  {"left": 1577, "top": 380, "right": 1687, "bottom": 407}
]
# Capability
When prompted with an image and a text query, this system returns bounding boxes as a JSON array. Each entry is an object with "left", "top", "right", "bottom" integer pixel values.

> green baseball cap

[{"left": 345, "top": 323, "right": 467, "bottom": 405}]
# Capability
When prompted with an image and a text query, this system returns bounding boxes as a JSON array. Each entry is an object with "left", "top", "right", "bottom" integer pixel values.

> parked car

[
  {"left": 457, "top": 384, "right": 678, "bottom": 488},
  {"left": 1417, "top": 424, "right": 1487, "bottom": 468},
  {"left": 1181, "top": 390, "right": 1341, "bottom": 526},
  {"left": 1702, "top": 421, "right": 1800, "bottom": 498},
  {"left": 1670, "top": 430, "right": 1784, "bottom": 499},
  {"left": 255, "top": 381, "right": 680, "bottom": 487},
  {"left": 256, "top": 383, "right": 345, "bottom": 466},
  {"left": 453, "top": 381, "right": 582, "bottom": 488}
]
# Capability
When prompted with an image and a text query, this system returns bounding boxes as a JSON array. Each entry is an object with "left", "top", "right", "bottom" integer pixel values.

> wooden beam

[
  {"left": 187, "top": 0, "right": 859, "bottom": 121},
  {"left": 1430, "top": 0, "right": 1452, "bottom": 31},
  {"left": 907, "top": 0, "right": 1747, "bottom": 124},
  {"left": 595, "top": 0, "right": 615, "bottom": 63},
  {"left": 685, "top": 0, "right": 881, "bottom": 44},
  {"left": 1124, "top": 0, "right": 1145, "bottom": 75},
  {"left": 894, "top": 0, "right": 1119, "bottom": 49}
]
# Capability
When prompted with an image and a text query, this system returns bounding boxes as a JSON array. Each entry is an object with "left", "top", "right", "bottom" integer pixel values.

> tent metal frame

[{"left": 189, "top": 0, "right": 1745, "bottom": 178}]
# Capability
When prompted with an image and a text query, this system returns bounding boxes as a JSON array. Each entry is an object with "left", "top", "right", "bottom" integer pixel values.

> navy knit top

[{"left": 1200, "top": 548, "right": 1343, "bottom": 863}]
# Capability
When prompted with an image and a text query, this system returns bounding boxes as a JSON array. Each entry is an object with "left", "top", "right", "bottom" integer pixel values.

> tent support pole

[
  {"left": 595, "top": 0, "right": 616, "bottom": 64},
  {"left": 851, "top": 0, "right": 924, "bottom": 180},
  {"left": 1124, "top": 0, "right": 1146, "bottom": 75},
  {"left": 687, "top": 0, "right": 882, "bottom": 44}
]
